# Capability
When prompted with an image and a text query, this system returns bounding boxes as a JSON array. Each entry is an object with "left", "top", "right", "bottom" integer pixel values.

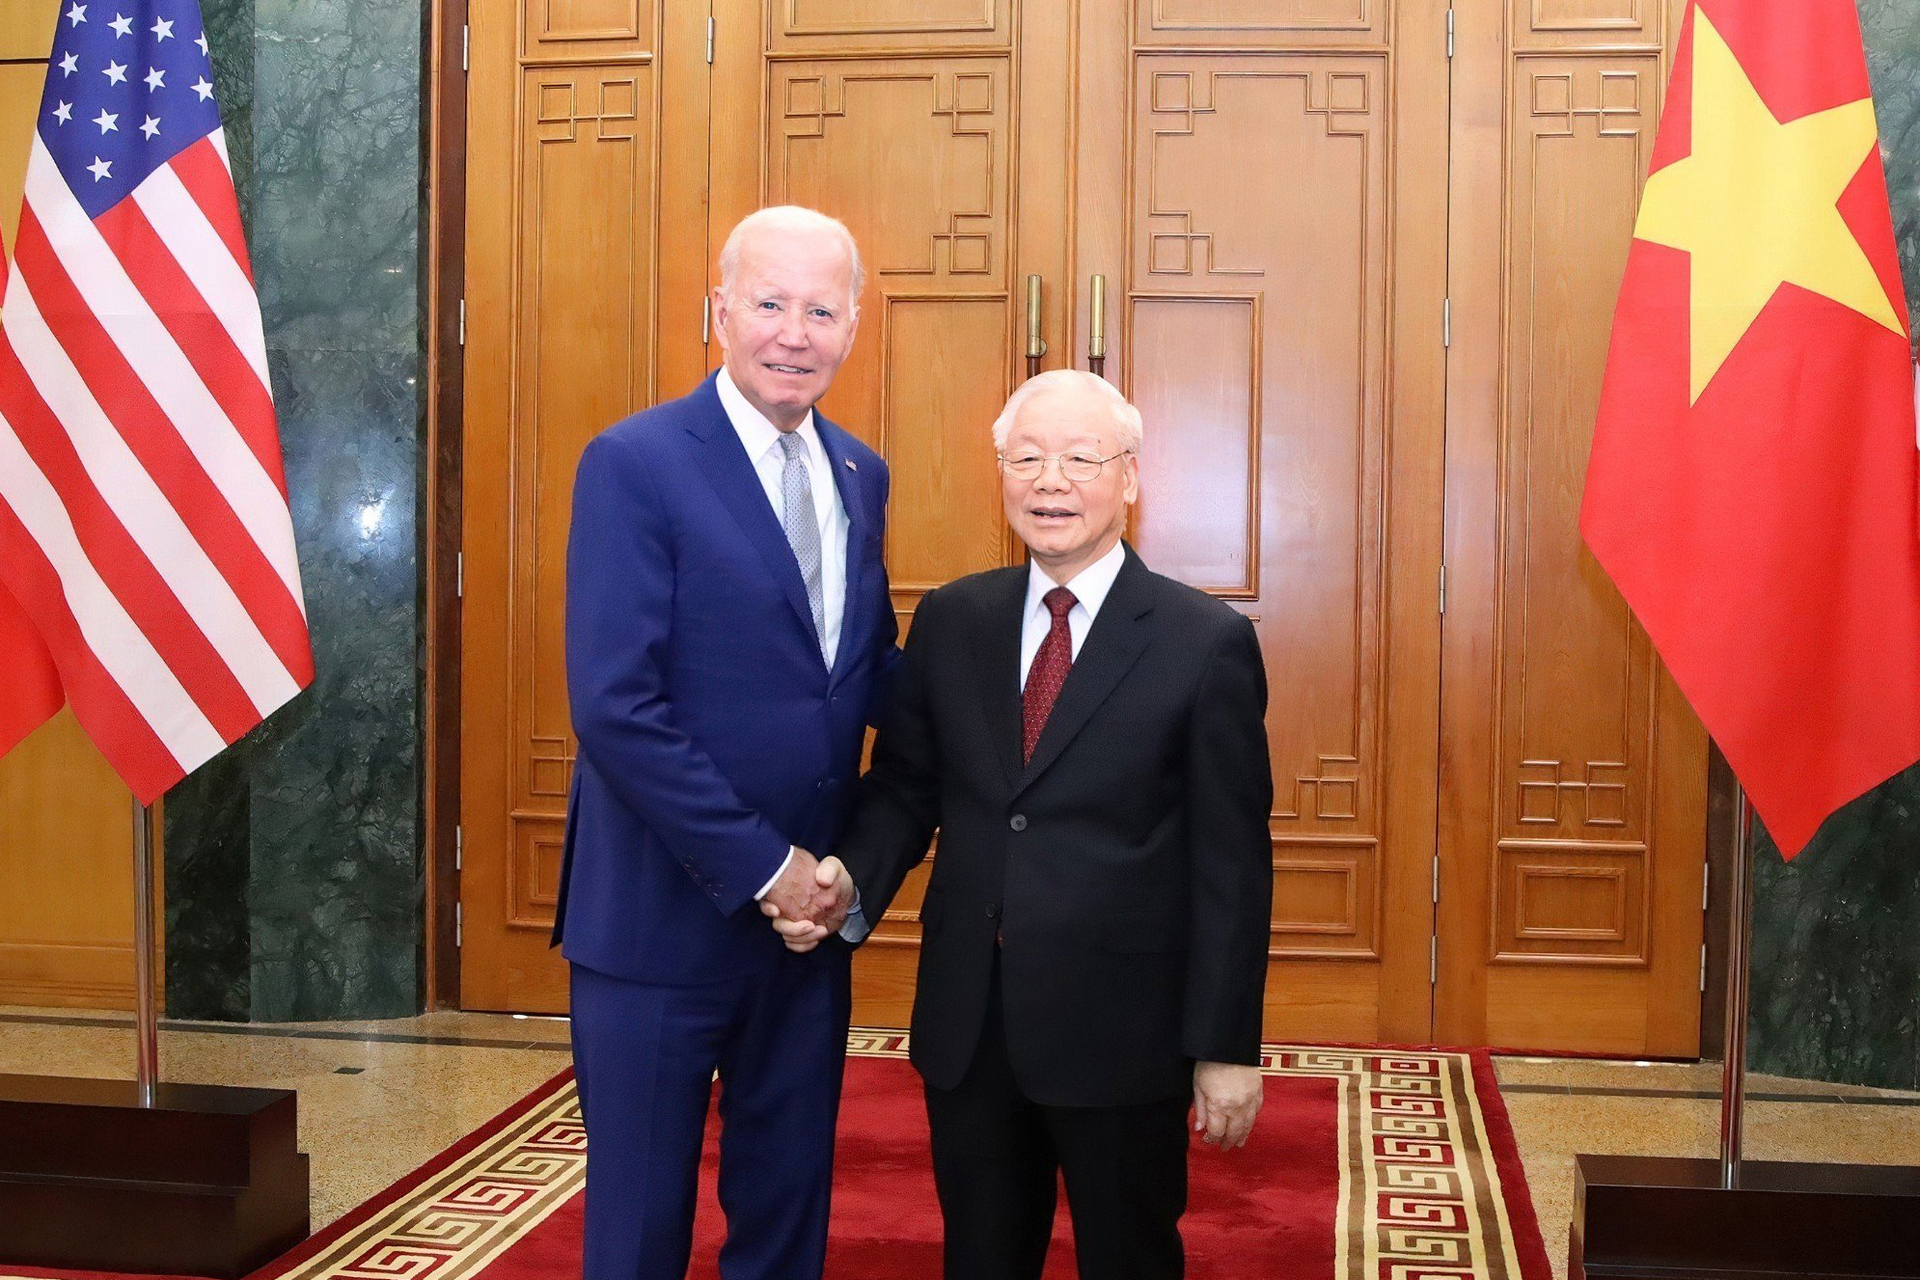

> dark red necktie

[{"left": 1022, "top": 587, "right": 1077, "bottom": 764}]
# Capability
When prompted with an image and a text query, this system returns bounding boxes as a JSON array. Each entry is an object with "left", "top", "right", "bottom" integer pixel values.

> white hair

[
  {"left": 718, "top": 205, "right": 865, "bottom": 313},
  {"left": 990, "top": 369, "right": 1144, "bottom": 453}
]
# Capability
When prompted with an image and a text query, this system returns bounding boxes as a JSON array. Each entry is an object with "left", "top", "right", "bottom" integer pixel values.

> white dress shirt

[
  {"left": 719, "top": 368, "right": 853, "bottom": 904},
  {"left": 717, "top": 366, "right": 850, "bottom": 667},
  {"left": 1019, "top": 539, "right": 1127, "bottom": 690}
]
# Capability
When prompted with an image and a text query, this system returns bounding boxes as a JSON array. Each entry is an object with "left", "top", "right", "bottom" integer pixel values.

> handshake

[{"left": 759, "top": 847, "right": 856, "bottom": 953}]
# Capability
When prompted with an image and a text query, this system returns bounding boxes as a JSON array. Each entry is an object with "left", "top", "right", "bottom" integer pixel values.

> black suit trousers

[{"left": 924, "top": 949, "right": 1190, "bottom": 1280}]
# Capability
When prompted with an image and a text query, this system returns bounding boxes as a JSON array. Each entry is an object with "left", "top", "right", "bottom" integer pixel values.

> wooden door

[
  {"left": 1066, "top": 0, "right": 1453, "bottom": 1044},
  {"left": 708, "top": 0, "right": 1075, "bottom": 1027},
  {"left": 458, "top": 0, "right": 713, "bottom": 1011},
  {"left": 0, "top": 0, "right": 152, "bottom": 1013},
  {"left": 1438, "top": 0, "right": 1706, "bottom": 1055}
]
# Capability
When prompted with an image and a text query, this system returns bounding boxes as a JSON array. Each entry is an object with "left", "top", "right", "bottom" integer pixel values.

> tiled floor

[{"left": 3, "top": 1007, "right": 1916, "bottom": 1280}]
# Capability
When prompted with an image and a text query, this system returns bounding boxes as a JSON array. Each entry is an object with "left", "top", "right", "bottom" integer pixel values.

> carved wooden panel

[
  {"left": 1516, "top": 0, "right": 1661, "bottom": 49},
  {"left": 1128, "top": 54, "right": 1389, "bottom": 959},
  {"left": 506, "top": 65, "right": 655, "bottom": 901},
  {"left": 1137, "top": 0, "right": 1381, "bottom": 46},
  {"left": 525, "top": 0, "right": 654, "bottom": 60},
  {"left": 1272, "top": 844, "right": 1377, "bottom": 956},
  {"left": 1487, "top": 54, "right": 1662, "bottom": 965},
  {"left": 771, "top": 0, "right": 1007, "bottom": 50},
  {"left": 766, "top": 58, "right": 1014, "bottom": 614},
  {"left": 1498, "top": 54, "right": 1658, "bottom": 852},
  {"left": 1493, "top": 843, "right": 1649, "bottom": 962},
  {"left": 879, "top": 297, "right": 1012, "bottom": 591},
  {"left": 510, "top": 820, "right": 569, "bottom": 927},
  {"left": 1130, "top": 296, "right": 1258, "bottom": 595}
]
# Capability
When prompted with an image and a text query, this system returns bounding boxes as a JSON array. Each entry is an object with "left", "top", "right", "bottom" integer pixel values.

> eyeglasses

[{"left": 996, "top": 450, "right": 1133, "bottom": 483}]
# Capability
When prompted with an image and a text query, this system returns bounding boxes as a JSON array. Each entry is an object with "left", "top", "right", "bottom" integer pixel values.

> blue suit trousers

[{"left": 569, "top": 947, "right": 852, "bottom": 1280}]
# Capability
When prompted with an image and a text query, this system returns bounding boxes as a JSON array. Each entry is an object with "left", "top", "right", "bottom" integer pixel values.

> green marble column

[{"left": 163, "top": 0, "right": 426, "bottom": 1021}]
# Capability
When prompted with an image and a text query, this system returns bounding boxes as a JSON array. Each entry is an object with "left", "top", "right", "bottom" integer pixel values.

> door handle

[
  {"left": 1025, "top": 274, "right": 1048, "bottom": 379},
  {"left": 1088, "top": 274, "right": 1107, "bottom": 379}
]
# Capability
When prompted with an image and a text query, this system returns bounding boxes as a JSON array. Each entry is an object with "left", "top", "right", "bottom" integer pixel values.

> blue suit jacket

[{"left": 554, "top": 373, "right": 897, "bottom": 983}]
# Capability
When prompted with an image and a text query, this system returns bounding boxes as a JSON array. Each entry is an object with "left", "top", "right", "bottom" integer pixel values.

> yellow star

[{"left": 1634, "top": 9, "right": 1905, "bottom": 404}]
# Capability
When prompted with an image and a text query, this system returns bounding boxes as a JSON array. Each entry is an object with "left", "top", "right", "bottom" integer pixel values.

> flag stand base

[
  {"left": 0, "top": 1073, "right": 310, "bottom": 1278},
  {"left": 1572, "top": 1153, "right": 1920, "bottom": 1279}
]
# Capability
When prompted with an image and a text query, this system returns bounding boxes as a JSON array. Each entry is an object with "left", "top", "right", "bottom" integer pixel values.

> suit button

[
  {"left": 986, "top": 903, "right": 1001, "bottom": 920},
  {"left": 1009, "top": 814, "right": 1027, "bottom": 832}
]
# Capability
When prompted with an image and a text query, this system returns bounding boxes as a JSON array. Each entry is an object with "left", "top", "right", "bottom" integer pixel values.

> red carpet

[{"left": 8, "top": 1037, "right": 1551, "bottom": 1280}]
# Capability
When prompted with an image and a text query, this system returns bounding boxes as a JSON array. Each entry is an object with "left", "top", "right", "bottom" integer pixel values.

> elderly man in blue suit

[{"left": 554, "top": 205, "right": 894, "bottom": 1279}]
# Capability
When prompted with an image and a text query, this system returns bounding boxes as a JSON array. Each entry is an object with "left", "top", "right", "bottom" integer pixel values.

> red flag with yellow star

[{"left": 1582, "top": 0, "right": 1920, "bottom": 858}]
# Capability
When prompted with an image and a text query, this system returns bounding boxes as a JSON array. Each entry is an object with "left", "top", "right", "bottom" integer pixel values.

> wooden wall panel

[
  {"left": 506, "top": 64, "right": 656, "bottom": 856},
  {"left": 1129, "top": 296, "right": 1257, "bottom": 595},
  {"left": 0, "top": 713, "right": 140, "bottom": 1009},
  {"left": 1136, "top": 0, "right": 1382, "bottom": 47},
  {"left": 0, "top": 0, "right": 58, "bottom": 60},
  {"left": 526, "top": 0, "right": 655, "bottom": 60},
  {"left": 1440, "top": 0, "right": 1704, "bottom": 1055},
  {"left": 772, "top": 0, "right": 1006, "bottom": 50},
  {"left": 878, "top": 296, "right": 1010, "bottom": 592}
]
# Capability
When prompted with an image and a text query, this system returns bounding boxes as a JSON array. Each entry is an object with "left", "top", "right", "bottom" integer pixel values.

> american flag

[{"left": 0, "top": 0, "right": 311, "bottom": 802}]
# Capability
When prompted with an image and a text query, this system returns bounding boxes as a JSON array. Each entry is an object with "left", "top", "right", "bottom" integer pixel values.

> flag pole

[
  {"left": 132, "top": 798, "right": 159, "bottom": 1108},
  {"left": 1718, "top": 784, "right": 1755, "bottom": 1189}
]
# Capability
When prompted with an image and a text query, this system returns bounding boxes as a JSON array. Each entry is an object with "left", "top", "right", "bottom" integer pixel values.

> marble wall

[
  {"left": 1745, "top": 0, "right": 1920, "bottom": 1091},
  {"left": 163, "top": 0, "right": 425, "bottom": 1021}
]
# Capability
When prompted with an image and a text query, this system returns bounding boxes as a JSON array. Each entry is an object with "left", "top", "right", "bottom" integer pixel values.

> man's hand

[
  {"left": 1192, "top": 1061, "right": 1263, "bottom": 1151},
  {"left": 760, "top": 854, "right": 853, "bottom": 952}
]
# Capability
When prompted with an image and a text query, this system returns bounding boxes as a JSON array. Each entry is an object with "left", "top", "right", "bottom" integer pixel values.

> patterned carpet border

[{"left": 231, "top": 1030, "right": 1550, "bottom": 1280}]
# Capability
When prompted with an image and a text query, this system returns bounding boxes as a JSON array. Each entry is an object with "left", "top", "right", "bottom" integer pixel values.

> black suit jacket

[{"left": 840, "top": 545, "right": 1274, "bottom": 1108}]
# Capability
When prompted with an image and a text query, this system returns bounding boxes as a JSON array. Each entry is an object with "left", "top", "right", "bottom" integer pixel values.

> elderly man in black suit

[{"left": 768, "top": 369, "right": 1274, "bottom": 1280}]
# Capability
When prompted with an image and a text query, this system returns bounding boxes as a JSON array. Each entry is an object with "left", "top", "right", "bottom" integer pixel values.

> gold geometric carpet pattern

[
  {"left": 33, "top": 1036, "right": 1532, "bottom": 1280},
  {"left": 1260, "top": 1048, "right": 1531, "bottom": 1280}
]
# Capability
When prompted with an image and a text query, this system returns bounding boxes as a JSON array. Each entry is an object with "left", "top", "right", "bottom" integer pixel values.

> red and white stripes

[{"left": 0, "top": 128, "right": 311, "bottom": 801}]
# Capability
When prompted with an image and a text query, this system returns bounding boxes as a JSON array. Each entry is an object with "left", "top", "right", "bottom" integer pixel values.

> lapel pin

[{"left": 845, "top": 458, "right": 858, "bottom": 471}]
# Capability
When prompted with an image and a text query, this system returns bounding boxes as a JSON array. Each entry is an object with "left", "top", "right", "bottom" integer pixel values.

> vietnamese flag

[{"left": 1581, "top": 0, "right": 1920, "bottom": 859}]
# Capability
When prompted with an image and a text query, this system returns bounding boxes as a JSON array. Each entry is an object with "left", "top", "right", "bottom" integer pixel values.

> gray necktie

[{"left": 777, "top": 431, "right": 828, "bottom": 658}]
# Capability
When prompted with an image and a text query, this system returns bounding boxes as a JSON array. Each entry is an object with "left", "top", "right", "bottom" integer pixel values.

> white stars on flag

[
  {"left": 103, "top": 60, "right": 127, "bottom": 84},
  {"left": 190, "top": 77, "right": 213, "bottom": 101},
  {"left": 139, "top": 114, "right": 161, "bottom": 139},
  {"left": 85, "top": 154, "right": 112, "bottom": 180},
  {"left": 108, "top": 12, "right": 131, "bottom": 35},
  {"left": 194, "top": 31, "right": 208, "bottom": 55},
  {"left": 59, "top": 52, "right": 78, "bottom": 75},
  {"left": 52, "top": 101, "right": 74, "bottom": 124},
  {"left": 93, "top": 108, "right": 117, "bottom": 132},
  {"left": 65, "top": 2, "right": 86, "bottom": 25},
  {"left": 151, "top": 17, "right": 173, "bottom": 39},
  {"left": 144, "top": 67, "right": 164, "bottom": 89}
]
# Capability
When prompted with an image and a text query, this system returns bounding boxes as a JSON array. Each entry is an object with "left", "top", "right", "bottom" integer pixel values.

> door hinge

[
  {"left": 460, "top": 22, "right": 468, "bottom": 71},
  {"left": 702, "top": 294, "right": 711, "bottom": 345},
  {"left": 458, "top": 298, "right": 466, "bottom": 346},
  {"left": 1446, "top": 7, "right": 1454, "bottom": 58},
  {"left": 706, "top": 16, "right": 715, "bottom": 63},
  {"left": 456, "top": 902, "right": 464, "bottom": 948},
  {"left": 1702, "top": 864, "right": 1710, "bottom": 912},
  {"left": 1431, "top": 855, "right": 1440, "bottom": 904},
  {"left": 1429, "top": 935, "right": 1438, "bottom": 985},
  {"left": 456, "top": 551, "right": 464, "bottom": 598},
  {"left": 1438, "top": 562, "right": 1447, "bottom": 615},
  {"left": 1442, "top": 296, "right": 1451, "bottom": 348},
  {"left": 1700, "top": 942, "right": 1708, "bottom": 992},
  {"left": 454, "top": 825, "right": 463, "bottom": 872}
]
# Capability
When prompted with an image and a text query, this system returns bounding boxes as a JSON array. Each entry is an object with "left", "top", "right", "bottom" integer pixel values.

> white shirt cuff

[
  {"left": 753, "top": 847, "right": 797, "bottom": 901},
  {"left": 838, "top": 894, "right": 871, "bottom": 944}
]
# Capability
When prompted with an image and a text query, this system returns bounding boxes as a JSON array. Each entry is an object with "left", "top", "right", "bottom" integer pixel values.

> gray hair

[
  {"left": 718, "top": 206, "right": 865, "bottom": 313},
  {"left": 990, "top": 369, "right": 1144, "bottom": 453}
]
